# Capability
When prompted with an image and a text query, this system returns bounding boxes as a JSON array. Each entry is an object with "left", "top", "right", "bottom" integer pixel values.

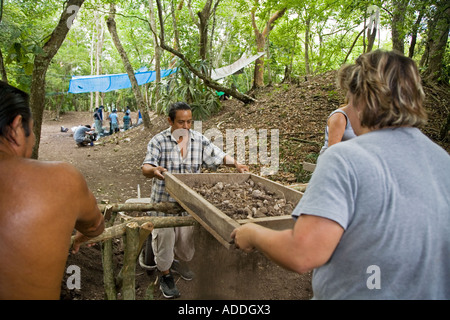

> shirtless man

[{"left": 0, "top": 81, "right": 105, "bottom": 300}]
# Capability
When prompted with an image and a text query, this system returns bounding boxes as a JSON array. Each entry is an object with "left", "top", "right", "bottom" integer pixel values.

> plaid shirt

[{"left": 143, "top": 127, "right": 226, "bottom": 204}]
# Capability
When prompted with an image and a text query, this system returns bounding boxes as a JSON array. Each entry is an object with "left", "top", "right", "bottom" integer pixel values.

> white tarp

[{"left": 211, "top": 52, "right": 265, "bottom": 81}]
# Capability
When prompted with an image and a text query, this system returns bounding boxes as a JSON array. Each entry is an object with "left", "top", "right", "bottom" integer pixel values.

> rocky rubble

[{"left": 192, "top": 179, "right": 296, "bottom": 220}]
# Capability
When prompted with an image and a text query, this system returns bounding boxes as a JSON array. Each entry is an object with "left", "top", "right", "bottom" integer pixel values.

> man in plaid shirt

[{"left": 141, "top": 102, "right": 248, "bottom": 298}]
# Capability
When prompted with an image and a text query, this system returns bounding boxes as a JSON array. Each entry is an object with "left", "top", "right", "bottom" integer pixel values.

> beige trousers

[{"left": 151, "top": 225, "right": 195, "bottom": 272}]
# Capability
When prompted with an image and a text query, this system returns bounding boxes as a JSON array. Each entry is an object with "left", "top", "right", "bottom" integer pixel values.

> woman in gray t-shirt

[{"left": 231, "top": 50, "right": 450, "bottom": 300}]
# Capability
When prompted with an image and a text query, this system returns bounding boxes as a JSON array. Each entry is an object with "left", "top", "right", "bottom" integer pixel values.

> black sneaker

[
  {"left": 170, "top": 260, "right": 194, "bottom": 281},
  {"left": 159, "top": 273, "right": 180, "bottom": 299}
]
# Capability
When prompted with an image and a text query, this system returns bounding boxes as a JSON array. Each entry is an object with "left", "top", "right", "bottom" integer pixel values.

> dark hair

[
  {"left": 168, "top": 102, "right": 191, "bottom": 122},
  {"left": 0, "top": 81, "right": 32, "bottom": 138}
]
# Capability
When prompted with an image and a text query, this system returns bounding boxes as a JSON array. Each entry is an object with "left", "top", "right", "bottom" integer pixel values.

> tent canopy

[
  {"left": 211, "top": 52, "right": 265, "bottom": 81},
  {"left": 68, "top": 52, "right": 264, "bottom": 94},
  {"left": 68, "top": 68, "right": 176, "bottom": 94}
]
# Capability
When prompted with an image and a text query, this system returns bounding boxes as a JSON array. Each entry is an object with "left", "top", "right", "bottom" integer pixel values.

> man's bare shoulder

[
  {"left": 24, "top": 157, "right": 81, "bottom": 174},
  {"left": 12, "top": 157, "right": 87, "bottom": 190}
]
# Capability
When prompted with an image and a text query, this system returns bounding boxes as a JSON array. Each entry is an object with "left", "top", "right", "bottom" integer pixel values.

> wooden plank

[
  {"left": 165, "top": 173, "right": 240, "bottom": 249},
  {"left": 237, "top": 215, "right": 295, "bottom": 230},
  {"left": 165, "top": 173, "right": 303, "bottom": 249},
  {"left": 289, "top": 183, "right": 308, "bottom": 192},
  {"left": 250, "top": 174, "right": 303, "bottom": 204},
  {"left": 302, "top": 162, "right": 316, "bottom": 172},
  {"left": 179, "top": 173, "right": 251, "bottom": 187}
]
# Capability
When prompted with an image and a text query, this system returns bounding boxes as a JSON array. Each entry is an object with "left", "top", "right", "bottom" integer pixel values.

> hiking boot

[
  {"left": 159, "top": 273, "right": 180, "bottom": 299},
  {"left": 170, "top": 260, "right": 194, "bottom": 281}
]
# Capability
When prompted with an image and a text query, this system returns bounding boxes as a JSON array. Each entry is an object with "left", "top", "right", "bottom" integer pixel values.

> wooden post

[
  {"left": 71, "top": 202, "right": 196, "bottom": 300},
  {"left": 302, "top": 162, "right": 316, "bottom": 172},
  {"left": 138, "top": 222, "right": 154, "bottom": 254},
  {"left": 120, "top": 222, "right": 140, "bottom": 300},
  {"left": 101, "top": 206, "right": 117, "bottom": 300}
]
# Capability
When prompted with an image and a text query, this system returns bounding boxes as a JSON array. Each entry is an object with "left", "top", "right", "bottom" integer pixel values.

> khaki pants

[{"left": 151, "top": 225, "right": 195, "bottom": 272}]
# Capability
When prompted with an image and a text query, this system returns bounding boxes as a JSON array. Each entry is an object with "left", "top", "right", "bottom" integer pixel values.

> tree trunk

[
  {"left": 423, "top": 4, "right": 450, "bottom": 83},
  {"left": 187, "top": 0, "right": 214, "bottom": 62},
  {"left": 252, "top": 16, "right": 265, "bottom": 88},
  {"left": 169, "top": 0, "right": 184, "bottom": 68},
  {"left": 304, "top": 17, "right": 311, "bottom": 77},
  {"left": 198, "top": 0, "right": 213, "bottom": 61},
  {"left": 30, "top": 0, "right": 85, "bottom": 159},
  {"left": 265, "top": 15, "right": 272, "bottom": 86},
  {"left": 106, "top": 3, "right": 151, "bottom": 129},
  {"left": 89, "top": 18, "right": 96, "bottom": 111},
  {"left": 208, "top": 0, "right": 221, "bottom": 77},
  {"left": 366, "top": 5, "right": 379, "bottom": 53},
  {"left": 95, "top": 13, "right": 105, "bottom": 110},
  {"left": 0, "top": 0, "right": 6, "bottom": 82},
  {"left": 366, "top": 26, "right": 377, "bottom": 53},
  {"left": 0, "top": 48, "right": 7, "bottom": 83},
  {"left": 156, "top": 0, "right": 255, "bottom": 104},
  {"left": 409, "top": 9, "right": 424, "bottom": 58},
  {"left": 344, "top": 28, "right": 365, "bottom": 64},
  {"left": 148, "top": 0, "right": 161, "bottom": 111},
  {"left": 251, "top": 6, "right": 287, "bottom": 88},
  {"left": 391, "top": 0, "right": 408, "bottom": 54},
  {"left": 282, "top": 33, "right": 297, "bottom": 84}
]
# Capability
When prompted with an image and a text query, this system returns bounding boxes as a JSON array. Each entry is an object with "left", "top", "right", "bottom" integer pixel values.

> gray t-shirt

[
  {"left": 293, "top": 127, "right": 450, "bottom": 299},
  {"left": 74, "top": 126, "right": 91, "bottom": 143}
]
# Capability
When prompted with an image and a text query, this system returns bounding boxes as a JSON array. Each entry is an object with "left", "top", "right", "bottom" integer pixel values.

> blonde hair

[{"left": 337, "top": 50, "right": 427, "bottom": 129}]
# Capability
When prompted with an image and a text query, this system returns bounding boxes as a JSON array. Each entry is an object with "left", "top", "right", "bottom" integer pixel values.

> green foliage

[
  {"left": 1, "top": 0, "right": 447, "bottom": 116},
  {"left": 151, "top": 60, "right": 221, "bottom": 120}
]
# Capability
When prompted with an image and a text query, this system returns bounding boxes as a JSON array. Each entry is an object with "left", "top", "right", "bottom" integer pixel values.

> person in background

[
  {"left": 141, "top": 102, "right": 248, "bottom": 299},
  {"left": 136, "top": 109, "right": 143, "bottom": 125},
  {"left": 74, "top": 124, "right": 96, "bottom": 147},
  {"left": 108, "top": 109, "right": 120, "bottom": 134},
  {"left": 93, "top": 107, "right": 102, "bottom": 136},
  {"left": 98, "top": 105, "right": 104, "bottom": 122},
  {"left": 231, "top": 50, "right": 450, "bottom": 300},
  {"left": 319, "top": 65, "right": 360, "bottom": 156},
  {"left": 123, "top": 110, "right": 132, "bottom": 131},
  {"left": 0, "top": 81, "right": 105, "bottom": 299}
]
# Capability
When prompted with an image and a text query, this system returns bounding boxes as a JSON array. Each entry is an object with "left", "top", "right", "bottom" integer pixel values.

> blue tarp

[{"left": 68, "top": 68, "right": 177, "bottom": 94}]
